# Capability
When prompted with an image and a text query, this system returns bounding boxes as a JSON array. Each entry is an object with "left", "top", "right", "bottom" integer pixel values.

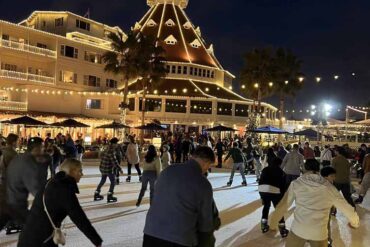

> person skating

[
  {"left": 214, "top": 139, "right": 225, "bottom": 168},
  {"left": 126, "top": 135, "right": 142, "bottom": 182},
  {"left": 281, "top": 144, "right": 304, "bottom": 188},
  {"left": 258, "top": 157, "right": 288, "bottom": 238},
  {"left": 320, "top": 166, "right": 337, "bottom": 247},
  {"left": 94, "top": 138, "right": 120, "bottom": 203},
  {"left": 320, "top": 145, "right": 333, "bottom": 167},
  {"left": 143, "top": 146, "right": 218, "bottom": 247},
  {"left": 18, "top": 159, "right": 102, "bottom": 247},
  {"left": 270, "top": 159, "right": 359, "bottom": 247},
  {"left": 6, "top": 137, "right": 48, "bottom": 234},
  {"left": 224, "top": 142, "right": 247, "bottom": 186},
  {"left": 136, "top": 145, "right": 162, "bottom": 207},
  {"left": 161, "top": 144, "right": 171, "bottom": 170},
  {"left": 75, "top": 140, "right": 85, "bottom": 162},
  {"left": 355, "top": 151, "right": 370, "bottom": 204},
  {"left": 332, "top": 147, "right": 355, "bottom": 208},
  {"left": 0, "top": 134, "right": 19, "bottom": 233}
]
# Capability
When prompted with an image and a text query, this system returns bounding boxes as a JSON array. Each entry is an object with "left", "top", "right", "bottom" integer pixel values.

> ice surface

[{"left": 1, "top": 164, "right": 369, "bottom": 247}]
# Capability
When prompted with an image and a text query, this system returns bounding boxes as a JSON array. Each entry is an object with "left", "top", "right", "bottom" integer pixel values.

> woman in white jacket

[
  {"left": 136, "top": 145, "right": 161, "bottom": 207},
  {"left": 125, "top": 136, "right": 142, "bottom": 182},
  {"left": 270, "top": 159, "right": 359, "bottom": 247}
]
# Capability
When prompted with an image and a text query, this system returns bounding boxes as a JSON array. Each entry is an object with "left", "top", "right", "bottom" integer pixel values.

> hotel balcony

[
  {"left": 0, "top": 100, "right": 27, "bottom": 111},
  {"left": 0, "top": 69, "right": 55, "bottom": 84},
  {"left": 0, "top": 39, "right": 56, "bottom": 58}
]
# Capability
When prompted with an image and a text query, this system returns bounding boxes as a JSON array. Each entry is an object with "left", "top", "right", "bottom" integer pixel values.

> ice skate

[
  {"left": 278, "top": 223, "right": 289, "bottom": 238},
  {"left": 116, "top": 177, "right": 120, "bottom": 185},
  {"left": 94, "top": 191, "right": 104, "bottom": 201},
  {"left": 241, "top": 181, "right": 247, "bottom": 186},
  {"left": 5, "top": 225, "right": 22, "bottom": 235},
  {"left": 355, "top": 196, "right": 363, "bottom": 204},
  {"left": 139, "top": 176, "right": 142, "bottom": 182},
  {"left": 227, "top": 180, "right": 233, "bottom": 186},
  {"left": 328, "top": 239, "right": 333, "bottom": 247},
  {"left": 260, "top": 219, "right": 269, "bottom": 233},
  {"left": 107, "top": 192, "right": 117, "bottom": 203},
  {"left": 126, "top": 176, "right": 131, "bottom": 182}
]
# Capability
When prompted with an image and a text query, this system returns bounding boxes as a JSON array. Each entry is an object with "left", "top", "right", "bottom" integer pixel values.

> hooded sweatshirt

[{"left": 270, "top": 173, "right": 359, "bottom": 241}]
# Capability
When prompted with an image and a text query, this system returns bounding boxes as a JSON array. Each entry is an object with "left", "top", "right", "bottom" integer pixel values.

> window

[
  {"left": 211, "top": 71, "right": 215, "bottom": 78},
  {"left": 202, "top": 69, "right": 206, "bottom": 77},
  {"left": 128, "top": 98, "right": 135, "bottom": 111},
  {"left": 183, "top": 22, "right": 192, "bottom": 29},
  {"left": 165, "top": 35, "right": 177, "bottom": 45},
  {"left": 177, "top": 66, "right": 182, "bottom": 74},
  {"left": 60, "top": 71, "right": 77, "bottom": 83},
  {"left": 83, "top": 75, "right": 101, "bottom": 87},
  {"left": 61, "top": 45, "right": 78, "bottom": 59},
  {"left": 189, "top": 67, "right": 193, "bottom": 75},
  {"left": 191, "top": 101, "right": 212, "bottom": 115},
  {"left": 1, "top": 63, "right": 17, "bottom": 71},
  {"left": 42, "top": 21, "right": 46, "bottom": 27},
  {"left": 183, "top": 66, "right": 188, "bottom": 75},
  {"left": 165, "top": 99, "right": 187, "bottom": 113},
  {"left": 206, "top": 70, "right": 210, "bottom": 78},
  {"left": 86, "top": 99, "right": 102, "bottom": 109},
  {"left": 139, "top": 98, "right": 162, "bottom": 112},
  {"left": 166, "top": 65, "right": 170, "bottom": 73},
  {"left": 217, "top": 102, "right": 232, "bottom": 116},
  {"left": 2, "top": 34, "right": 9, "bottom": 40},
  {"left": 194, "top": 68, "right": 198, "bottom": 76},
  {"left": 55, "top": 18, "right": 64, "bottom": 27},
  {"left": 106, "top": 79, "right": 117, "bottom": 88},
  {"left": 165, "top": 19, "right": 176, "bottom": 27},
  {"left": 37, "top": 43, "right": 47, "bottom": 49},
  {"left": 84, "top": 51, "right": 101, "bottom": 64},
  {"left": 76, "top": 19, "right": 90, "bottom": 31},
  {"left": 171, "top": 66, "right": 176, "bottom": 74},
  {"left": 147, "top": 19, "right": 157, "bottom": 27},
  {"left": 190, "top": 39, "right": 201, "bottom": 48},
  {"left": 235, "top": 104, "right": 249, "bottom": 117}
]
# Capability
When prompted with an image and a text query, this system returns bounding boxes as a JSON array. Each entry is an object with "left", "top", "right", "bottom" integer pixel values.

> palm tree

[
  {"left": 273, "top": 48, "right": 303, "bottom": 129},
  {"left": 102, "top": 31, "right": 141, "bottom": 125},
  {"left": 240, "top": 48, "right": 275, "bottom": 114},
  {"left": 135, "top": 34, "right": 167, "bottom": 143}
]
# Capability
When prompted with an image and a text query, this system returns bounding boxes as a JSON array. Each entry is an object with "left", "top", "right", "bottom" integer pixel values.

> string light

[{"left": 316, "top": 77, "right": 321, "bottom": 83}]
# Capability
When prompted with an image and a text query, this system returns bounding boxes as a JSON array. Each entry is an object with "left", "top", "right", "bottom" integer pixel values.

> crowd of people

[{"left": 0, "top": 130, "right": 369, "bottom": 247}]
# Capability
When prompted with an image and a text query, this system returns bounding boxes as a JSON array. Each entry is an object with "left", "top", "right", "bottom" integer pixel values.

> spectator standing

[
  {"left": 303, "top": 142, "right": 315, "bottom": 160},
  {"left": 320, "top": 145, "right": 333, "bottom": 167}
]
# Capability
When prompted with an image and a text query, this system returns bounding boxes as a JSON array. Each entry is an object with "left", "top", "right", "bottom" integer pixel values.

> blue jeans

[{"left": 96, "top": 174, "right": 115, "bottom": 193}]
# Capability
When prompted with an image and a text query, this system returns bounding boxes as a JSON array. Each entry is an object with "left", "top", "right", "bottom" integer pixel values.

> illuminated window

[
  {"left": 190, "top": 39, "right": 201, "bottom": 48},
  {"left": 84, "top": 51, "right": 101, "bottom": 64},
  {"left": 165, "top": 19, "right": 176, "bottom": 27},
  {"left": 59, "top": 71, "right": 77, "bottom": 84},
  {"left": 55, "top": 18, "right": 64, "bottom": 27},
  {"left": 147, "top": 19, "right": 157, "bottom": 27},
  {"left": 86, "top": 99, "right": 102, "bottom": 109},
  {"left": 164, "top": 35, "right": 177, "bottom": 45}
]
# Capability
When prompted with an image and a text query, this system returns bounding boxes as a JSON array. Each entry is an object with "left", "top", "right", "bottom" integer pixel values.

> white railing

[
  {"left": 0, "top": 69, "right": 55, "bottom": 84},
  {"left": 0, "top": 39, "right": 56, "bottom": 57},
  {"left": 0, "top": 101, "right": 27, "bottom": 111}
]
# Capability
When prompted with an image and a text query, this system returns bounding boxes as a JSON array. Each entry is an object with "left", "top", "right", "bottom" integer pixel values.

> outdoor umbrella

[
  {"left": 293, "top": 128, "right": 321, "bottom": 138},
  {"left": 96, "top": 121, "right": 130, "bottom": 129},
  {"left": 135, "top": 123, "right": 166, "bottom": 130},
  {"left": 96, "top": 121, "right": 131, "bottom": 138},
  {"left": 1, "top": 116, "right": 48, "bottom": 126},
  {"left": 204, "top": 125, "right": 237, "bottom": 132},
  {"left": 248, "top": 126, "right": 288, "bottom": 134},
  {"left": 51, "top": 119, "right": 90, "bottom": 128}
]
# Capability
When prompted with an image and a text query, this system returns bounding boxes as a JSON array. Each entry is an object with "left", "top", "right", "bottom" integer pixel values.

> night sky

[{"left": 1, "top": 0, "right": 369, "bottom": 118}]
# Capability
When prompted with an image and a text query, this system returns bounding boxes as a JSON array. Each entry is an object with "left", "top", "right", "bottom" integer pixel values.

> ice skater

[
  {"left": 94, "top": 138, "right": 120, "bottom": 203},
  {"left": 225, "top": 142, "right": 247, "bottom": 186},
  {"left": 258, "top": 157, "right": 289, "bottom": 237}
]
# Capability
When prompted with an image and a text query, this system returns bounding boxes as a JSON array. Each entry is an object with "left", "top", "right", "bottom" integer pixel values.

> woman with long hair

[
  {"left": 126, "top": 135, "right": 142, "bottom": 182},
  {"left": 136, "top": 145, "right": 162, "bottom": 207}
]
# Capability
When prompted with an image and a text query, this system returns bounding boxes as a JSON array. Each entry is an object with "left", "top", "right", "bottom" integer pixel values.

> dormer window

[
  {"left": 147, "top": 19, "right": 157, "bottom": 27},
  {"left": 190, "top": 39, "right": 201, "bottom": 48},
  {"left": 165, "top": 19, "right": 176, "bottom": 27},
  {"left": 183, "top": 21, "right": 192, "bottom": 30},
  {"left": 133, "top": 22, "right": 142, "bottom": 31},
  {"left": 165, "top": 35, "right": 177, "bottom": 45}
]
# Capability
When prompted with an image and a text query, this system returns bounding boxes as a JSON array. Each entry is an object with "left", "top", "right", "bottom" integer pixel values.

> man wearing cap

[{"left": 6, "top": 137, "right": 48, "bottom": 232}]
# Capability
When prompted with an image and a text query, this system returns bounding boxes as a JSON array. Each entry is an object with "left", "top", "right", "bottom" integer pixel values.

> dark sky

[{"left": 1, "top": 0, "right": 369, "bottom": 118}]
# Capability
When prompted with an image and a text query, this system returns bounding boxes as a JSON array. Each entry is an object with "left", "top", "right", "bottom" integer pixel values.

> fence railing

[
  {"left": 0, "top": 69, "right": 55, "bottom": 84},
  {"left": 0, "top": 39, "right": 56, "bottom": 57}
]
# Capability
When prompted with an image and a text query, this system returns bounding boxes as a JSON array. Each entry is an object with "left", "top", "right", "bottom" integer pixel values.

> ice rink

[{"left": 1, "top": 162, "right": 370, "bottom": 247}]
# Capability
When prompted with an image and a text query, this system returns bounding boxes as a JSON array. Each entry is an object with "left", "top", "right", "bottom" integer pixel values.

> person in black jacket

[
  {"left": 258, "top": 157, "right": 289, "bottom": 238},
  {"left": 18, "top": 159, "right": 102, "bottom": 247}
]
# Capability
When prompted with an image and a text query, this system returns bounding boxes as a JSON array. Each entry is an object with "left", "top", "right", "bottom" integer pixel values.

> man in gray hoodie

[
  {"left": 6, "top": 137, "right": 48, "bottom": 232},
  {"left": 281, "top": 144, "right": 304, "bottom": 187}
]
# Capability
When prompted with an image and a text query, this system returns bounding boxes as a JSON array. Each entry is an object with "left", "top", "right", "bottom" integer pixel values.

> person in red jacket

[{"left": 303, "top": 142, "right": 315, "bottom": 160}]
